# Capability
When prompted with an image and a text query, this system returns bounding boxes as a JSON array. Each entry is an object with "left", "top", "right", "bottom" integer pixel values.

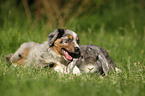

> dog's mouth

[{"left": 61, "top": 48, "right": 80, "bottom": 61}]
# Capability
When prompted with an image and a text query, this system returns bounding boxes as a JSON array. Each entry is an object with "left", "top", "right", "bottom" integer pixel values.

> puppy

[
  {"left": 5, "top": 29, "right": 81, "bottom": 74},
  {"left": 76, "top": 44, "right": 120, "bottom": 76}
]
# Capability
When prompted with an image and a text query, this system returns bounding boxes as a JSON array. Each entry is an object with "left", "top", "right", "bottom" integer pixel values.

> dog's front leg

[
  {"left": 67, "top": 59, "right": 81, "bottom": 75},
  {"left": 67, "top": 59, "right": 77, "bottom": 73}
]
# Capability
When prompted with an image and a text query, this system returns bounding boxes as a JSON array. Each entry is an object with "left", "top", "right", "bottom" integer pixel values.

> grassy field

[{"left": 0, "top": 0, "right": 145, "bottom": 96}]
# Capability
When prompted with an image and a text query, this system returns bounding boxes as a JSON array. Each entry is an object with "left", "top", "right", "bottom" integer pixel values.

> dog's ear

[{"left": 48, "top": 29, "right": 65, "bottom": 47}]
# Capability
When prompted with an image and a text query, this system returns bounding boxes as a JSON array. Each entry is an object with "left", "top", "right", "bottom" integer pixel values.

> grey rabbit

[{"left": 76, "top": 44, "right": 120, "bottom": 76}]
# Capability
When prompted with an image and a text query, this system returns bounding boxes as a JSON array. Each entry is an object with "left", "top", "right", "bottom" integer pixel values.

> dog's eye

[
  {"left": 60, "top": 40, "right": 63, "bottom": 43},
  {"left": 65, "top": 38, "right": 72, "bottom": 43},
  {"left": 77, "top": 38, "right": 80, "bottom": 44}
]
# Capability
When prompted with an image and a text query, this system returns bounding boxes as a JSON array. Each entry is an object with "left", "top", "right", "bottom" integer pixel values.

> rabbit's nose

[{"left": 87, "top": 67, "right": 94, "bottom": 70}]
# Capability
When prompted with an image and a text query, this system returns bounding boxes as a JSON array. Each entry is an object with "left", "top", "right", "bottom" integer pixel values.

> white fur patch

[
  {"left": 53, "top": 65, "right": 66, "bottom": 73},
  {"left": 73, "top": 66, "right": 81, "bottom": 75}
]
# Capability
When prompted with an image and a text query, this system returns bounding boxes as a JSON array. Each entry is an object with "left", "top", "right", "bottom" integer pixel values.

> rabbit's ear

[
  {"left": 48, "top": 29, "right": 65, "bottom": 47},
  {"left": 98, "top": 53, "right": 109, "bottom": 76}
]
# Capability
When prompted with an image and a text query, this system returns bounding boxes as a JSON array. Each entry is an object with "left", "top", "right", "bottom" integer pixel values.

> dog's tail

[{"left": 5, "top": 54, "right": 13, "bottom": 65}]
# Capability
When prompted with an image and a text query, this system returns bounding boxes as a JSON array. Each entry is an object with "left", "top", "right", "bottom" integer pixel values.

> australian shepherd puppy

[{"left": 5, "top": 29, "right": 81, "bottom": 74}]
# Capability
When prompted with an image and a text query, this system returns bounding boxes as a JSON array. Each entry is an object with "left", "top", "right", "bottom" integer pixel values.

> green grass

[
  {"left": 0, "top": 0, "right": 145, "bottom": 96},
  {"left": 0, "top": 21, "right": 144, "bottom": 96}
]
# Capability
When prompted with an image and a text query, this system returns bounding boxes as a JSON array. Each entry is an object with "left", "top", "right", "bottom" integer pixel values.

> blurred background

[{"left": 0, "top": 0, "right": 145, "bottom": 34}]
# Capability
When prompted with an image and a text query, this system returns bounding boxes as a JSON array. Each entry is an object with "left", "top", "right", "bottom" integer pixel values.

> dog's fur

[
  {"left": 76, "top": 44, "right": 121, "bottom": 76},
  {"left": 5, "top": 29, "right": 81, "bottom": 74}
]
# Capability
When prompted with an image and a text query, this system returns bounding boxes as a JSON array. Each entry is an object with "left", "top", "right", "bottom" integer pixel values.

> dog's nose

[{"left": 74, "top": 47, "right": 80, "bottom": 52}]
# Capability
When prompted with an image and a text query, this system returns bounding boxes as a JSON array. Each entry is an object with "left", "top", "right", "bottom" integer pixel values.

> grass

[
  {"left": 0, "top": 21, "right": 144, "bottom": 96},
  {"left": 0, "top": 0, "right": 145, "bottom": 96}
]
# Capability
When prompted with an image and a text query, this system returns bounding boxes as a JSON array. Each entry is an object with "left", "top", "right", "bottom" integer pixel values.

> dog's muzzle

[{"left": 62, "top": 47, "right": 81, "bottom": 61}]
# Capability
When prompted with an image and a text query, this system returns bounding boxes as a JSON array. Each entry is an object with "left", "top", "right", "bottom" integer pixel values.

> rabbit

[{"left": 76, "top": 44, "right": 120, "bottom": 76}]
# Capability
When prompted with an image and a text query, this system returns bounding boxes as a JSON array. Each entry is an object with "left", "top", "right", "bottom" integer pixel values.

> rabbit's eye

[
  {"left": 88, "top": 48, "right": 92, "bottom": 50},
  {"left": 81, "top": 55, "right": 83, "bottom": 59}
]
